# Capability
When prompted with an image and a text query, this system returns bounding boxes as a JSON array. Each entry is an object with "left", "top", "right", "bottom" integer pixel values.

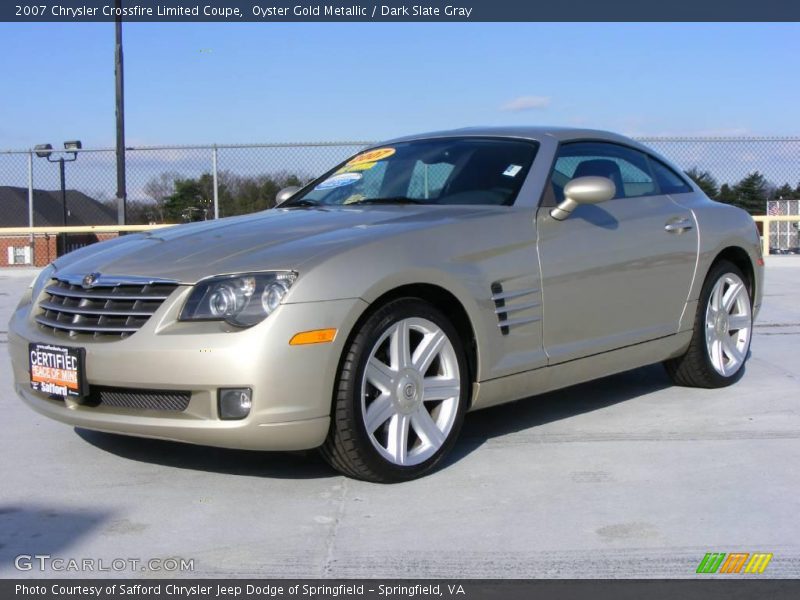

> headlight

[
  {"left": 30, "top": 263, "right": 56, "bottom": 302},
  {"left": 180, "top": 272, "right": 297, "bottom": 328}
]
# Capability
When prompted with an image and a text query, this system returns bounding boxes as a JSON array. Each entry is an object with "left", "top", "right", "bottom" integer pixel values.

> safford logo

[{"left": 81, "top": 273, "right": 101, "bottom": 289}]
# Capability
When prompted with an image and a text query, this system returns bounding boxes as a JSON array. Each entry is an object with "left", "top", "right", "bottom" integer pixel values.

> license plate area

[{"left": 29, "top": 343, "right": 87, "bottom": 399}]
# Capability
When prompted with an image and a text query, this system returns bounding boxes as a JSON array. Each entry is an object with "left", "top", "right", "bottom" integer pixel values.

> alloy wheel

[
  {"left": 704, "top": 272, "right": 752, "bottom": 377},
  {"left": 360, "top": 317, "right": 461, "bottom": 467}
]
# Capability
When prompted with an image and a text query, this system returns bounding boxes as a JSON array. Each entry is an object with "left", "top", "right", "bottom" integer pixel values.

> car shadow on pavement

[
  {"left": 76, "top": 363, "right": 673, "bottom": 479},
  {"left": 444, "top": 363, "right": 674, "bottom": 466},
  {"left": 0, "top": 505, "right": 112, "bottom": 573},
  {"left": 74, "top": 430, "right": 337, "bottom": 480}
]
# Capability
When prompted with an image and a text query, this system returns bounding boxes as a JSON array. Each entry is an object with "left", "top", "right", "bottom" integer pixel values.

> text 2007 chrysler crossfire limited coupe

[{"left": 9, "top": 128, "right": 763, "bottom": 482}]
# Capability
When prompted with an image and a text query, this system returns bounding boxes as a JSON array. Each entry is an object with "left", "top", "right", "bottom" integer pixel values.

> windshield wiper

[
  {"left": 346, "top": 197, "right": 430, "bottom": 206},
  {"left": 283, "top": 199, "right": 320, "bottom": 208}
]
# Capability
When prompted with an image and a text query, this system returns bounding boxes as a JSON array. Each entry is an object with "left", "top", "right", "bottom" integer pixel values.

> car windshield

[{"left": 285, "top": 138, "right": 538, "bottom": 208}]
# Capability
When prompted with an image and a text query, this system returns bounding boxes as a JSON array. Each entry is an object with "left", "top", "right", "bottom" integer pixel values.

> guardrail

[
  {"left": 0, "top": 224, "right": 173, "bottom": 235},
  {"left": 753, "top": 215, "right": 800, "bottom": 256},
  {"left": 0, "top": 225, "right": 176, "bottom": 266}
]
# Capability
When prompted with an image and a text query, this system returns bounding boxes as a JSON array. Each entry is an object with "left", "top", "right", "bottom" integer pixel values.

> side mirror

[
  {"left": 275, "top": 186, "right": 301, "bottom": 206},
  {"left": 550, "top": 176, "right": 616, "bottom": 221}
]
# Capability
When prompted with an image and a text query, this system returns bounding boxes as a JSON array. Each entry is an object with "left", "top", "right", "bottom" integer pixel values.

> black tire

[
  {"left": 664, "top": 260, "right": 752, "bottom": 388},
  {"left": 320, "top": 298, "right": 469, "bottom": 483}
]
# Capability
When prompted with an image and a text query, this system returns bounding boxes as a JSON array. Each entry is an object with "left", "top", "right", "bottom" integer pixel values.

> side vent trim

[
  {"left": 491, "top": 282, "right": 541, "bottom": 335},
  {"left": 494, "top": 301, "right": 541, "bottom": 315}
]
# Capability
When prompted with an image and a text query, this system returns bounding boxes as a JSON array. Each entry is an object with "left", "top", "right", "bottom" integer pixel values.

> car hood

[{"left": 53, "top": 205, "right": 490, "bottom": 284}]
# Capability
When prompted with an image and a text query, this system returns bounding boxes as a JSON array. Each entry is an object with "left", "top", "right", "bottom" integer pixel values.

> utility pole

[{"left": 115, "top": 0, "right": 127, "bottom": 225}]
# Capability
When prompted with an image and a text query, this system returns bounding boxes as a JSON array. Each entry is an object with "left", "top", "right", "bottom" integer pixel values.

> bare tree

[{"left": 144, "top": 171, "right": 181, "bottom": 222}]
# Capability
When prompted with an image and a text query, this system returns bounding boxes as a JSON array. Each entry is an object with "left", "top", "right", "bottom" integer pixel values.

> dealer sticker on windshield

[
  {"left": 29, "top": 343, "right": 87, "bottom": 398},
  {"left": 347, "top": 147, "right": 396, "bottom": 165},
  {"left": 315, "top": 172, "right": 362, "bottom": 190}
]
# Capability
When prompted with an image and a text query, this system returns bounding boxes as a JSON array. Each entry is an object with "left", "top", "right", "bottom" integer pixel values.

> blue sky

[{"left": 1, "top": 22, "right": 799, "bottom": 149}]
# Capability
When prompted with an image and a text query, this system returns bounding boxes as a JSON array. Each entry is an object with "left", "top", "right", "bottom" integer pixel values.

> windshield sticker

[
  {"left": 336, "top": 161, "right": 377, "bottom": 174},
  {"left": 347, "top": 147, "right": 396, "bottom": 165},
  {"left": 503, "top": 164, "right": 523, "bottom": 177},
  {"left": 343, "top": 194, "right": 366, "bottom": 205},
  {"left": 315, "top": 172, "right": 362, "bottom": 190}
]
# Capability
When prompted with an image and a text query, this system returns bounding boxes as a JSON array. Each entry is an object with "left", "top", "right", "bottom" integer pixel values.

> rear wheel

[
  {"left": 321, "top": 298, "right": 469, "bottom": 482},
  {"left": 665, "top": 260, "right": 753, "bottom": 388}
]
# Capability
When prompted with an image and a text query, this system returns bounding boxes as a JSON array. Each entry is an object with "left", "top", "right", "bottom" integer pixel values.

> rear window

[{"left": 649, "top": 158, "right": 693, "bottom": 194}]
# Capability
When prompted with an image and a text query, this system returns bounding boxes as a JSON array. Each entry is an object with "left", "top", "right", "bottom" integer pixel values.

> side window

[
  {"left": 551, "top": 142, "right": 657, "bottom": 202},
  {"left": 648, "top": 157, "right": 693, "bottom": 194}
]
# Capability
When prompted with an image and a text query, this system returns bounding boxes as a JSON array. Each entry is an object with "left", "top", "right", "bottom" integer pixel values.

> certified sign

[{"left": 29, "top": 343, "right": 87, "bottom": 398}]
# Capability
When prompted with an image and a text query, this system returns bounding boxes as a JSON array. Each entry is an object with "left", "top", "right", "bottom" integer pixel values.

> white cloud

[{"left": 500, "top": 96, "right": 551, "bottom": 112}]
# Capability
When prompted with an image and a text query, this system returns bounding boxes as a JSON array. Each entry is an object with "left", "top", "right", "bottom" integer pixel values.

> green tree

[
  {"left": 772, "top": 183, "right": 795, "bottom": 200},
  {"left": 717, "top": 183, "right": 737, "bottom": 205},
  {"left": 685, "top": 167, "right": 719, "bottom": 198},
  {"left": 733, "top": 171, "right": 769, "bottom": 215},
  {"left": 160, "top": 171, "right": 306, "bottom": 221},
  {"left": 715, "top": 173, "right": 770, "bottom": 215},
  {"left": 221, "top": 171, "right": 304, "bottom": 216},
  {"left": 164, "top": 178, "right": 212, "bottom": 222}
]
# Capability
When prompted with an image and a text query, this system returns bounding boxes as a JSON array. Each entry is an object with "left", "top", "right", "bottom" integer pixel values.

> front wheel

[
  {"left": 321, "top": 298, "right": 469, "bottom": 482},
  {"left": 665, "top": 260, "right": 753, "bottom": 388}
]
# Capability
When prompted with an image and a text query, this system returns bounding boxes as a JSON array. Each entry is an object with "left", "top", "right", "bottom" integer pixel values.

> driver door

[{"left": 537, "top": 141, "right": 698, "bottom": 365}]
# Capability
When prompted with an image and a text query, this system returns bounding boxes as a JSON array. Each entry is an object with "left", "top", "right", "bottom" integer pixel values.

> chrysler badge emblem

[{"left": 82, "top": 272, "right": 101, "bottom": 289}]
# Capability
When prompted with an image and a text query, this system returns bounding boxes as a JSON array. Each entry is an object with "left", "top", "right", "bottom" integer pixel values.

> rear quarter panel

[{"left": 671, "top": 193, "right": 763, "bottom": 322}]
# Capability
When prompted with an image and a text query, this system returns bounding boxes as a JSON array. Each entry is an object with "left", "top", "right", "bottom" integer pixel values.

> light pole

[
  {"left": 115, "top": 1, "right": 127, "bottom": 225},
  {"left": 34, "top": 141, "right": 82, "bottom": 256}
]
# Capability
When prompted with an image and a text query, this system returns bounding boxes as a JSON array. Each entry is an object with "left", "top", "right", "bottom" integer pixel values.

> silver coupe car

[{"left": 9, "top": 127, "right": 763, "bottom": 482}]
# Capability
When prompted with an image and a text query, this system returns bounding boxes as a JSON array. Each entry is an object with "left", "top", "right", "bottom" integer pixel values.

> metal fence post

[
  {"left": 212, "top": 145, "right": 219, "bottom": 220},
  {"left": 27, "top": 150, "right": 34, "bottom": 263}
]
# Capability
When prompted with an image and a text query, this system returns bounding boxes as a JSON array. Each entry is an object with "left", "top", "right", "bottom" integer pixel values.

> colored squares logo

[{"left": 696, "top": 552, "right": 773, "bottom": 574}]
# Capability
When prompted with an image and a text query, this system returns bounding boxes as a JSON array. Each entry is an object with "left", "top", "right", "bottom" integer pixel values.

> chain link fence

[
  {"left": 639, "top": 137, "right": 800, "bottom": 193},
  {"left": 1, "top": 137, "right": 799, "bottom": 261},
  {"left": 0, "top": 142, "right": 372, "bottom": 228}
]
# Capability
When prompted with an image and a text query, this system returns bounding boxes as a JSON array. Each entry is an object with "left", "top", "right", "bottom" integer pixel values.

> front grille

[
  {"left": 84, "top": 386, "right": 191, "bottom": 411},
  {"left": 36, "top": 278, "right": 178, "bottom": 339}
]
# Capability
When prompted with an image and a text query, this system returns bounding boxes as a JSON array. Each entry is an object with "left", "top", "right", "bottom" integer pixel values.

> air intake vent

[
  {"left": 84, "top": 386, "right": 191, "bottom": 411},
  {"left": 491, "top": 282, "right": 542, "bottom": 335},
  {"left": 491, "top": 282, "right": 509, "bottom": 335},
  {"left": 36, "top": 277, "right": 178, "bottom": 340}
]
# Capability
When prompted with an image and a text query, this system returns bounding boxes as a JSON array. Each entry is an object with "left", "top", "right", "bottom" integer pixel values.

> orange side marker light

[{"left": 289, "top": 329, "right": 337, "bottom": 345}]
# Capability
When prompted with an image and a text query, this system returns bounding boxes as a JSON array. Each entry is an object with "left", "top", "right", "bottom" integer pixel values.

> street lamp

[{"left": 34, "top": 140, "right": 81, "bottom": 256}]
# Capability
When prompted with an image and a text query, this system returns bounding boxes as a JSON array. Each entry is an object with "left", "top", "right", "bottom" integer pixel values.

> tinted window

[
  {"left": 287, "top": 138, "right": 538, "bottom": 207},
  {"left": 648, "top": 157, "right": 693, "bottom": 194},
  {"left": 407, "top": 161, "right": 455, "bottom": 200},
  {"left": 550, "top": 142, "right": 657, "bottom": 202}
]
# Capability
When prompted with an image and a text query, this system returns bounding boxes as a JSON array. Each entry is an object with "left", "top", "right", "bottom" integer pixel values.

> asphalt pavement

[{"left": 1, "top": 259, "right": 798, "bottom": 579}]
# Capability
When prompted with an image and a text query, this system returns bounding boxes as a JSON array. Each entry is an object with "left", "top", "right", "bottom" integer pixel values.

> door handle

[{"left": 665, "top": 217, "right": 693, "bottom": 233}]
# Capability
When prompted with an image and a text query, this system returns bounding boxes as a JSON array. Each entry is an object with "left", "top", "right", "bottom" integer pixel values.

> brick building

[{"left": 0, "top": 186, "right": 117, "bottom": 267}]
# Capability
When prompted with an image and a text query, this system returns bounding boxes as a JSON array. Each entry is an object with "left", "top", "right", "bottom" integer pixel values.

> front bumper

[{"left": 9, "top": 286, "right": 368, "bottom": 451}]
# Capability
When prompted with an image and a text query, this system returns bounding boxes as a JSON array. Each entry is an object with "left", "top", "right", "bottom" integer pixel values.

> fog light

[{"left": 218, "top": 388, "right": 252, "bottom": 420}]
